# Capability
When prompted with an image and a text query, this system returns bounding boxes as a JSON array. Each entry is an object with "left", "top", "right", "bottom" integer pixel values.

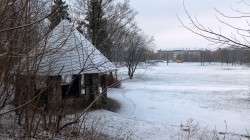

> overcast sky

[{"left": 130, "top": 0, "right": 247, "bottom": 50}]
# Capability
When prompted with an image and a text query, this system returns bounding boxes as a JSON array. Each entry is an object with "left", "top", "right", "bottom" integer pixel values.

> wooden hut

[{"left": 15, "top": 20, "right": 117, "bottom": 110}]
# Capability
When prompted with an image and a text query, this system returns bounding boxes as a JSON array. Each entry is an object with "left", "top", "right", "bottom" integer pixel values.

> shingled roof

[{"left": 38, "top": 20, "right": 116, "bottom": 76}]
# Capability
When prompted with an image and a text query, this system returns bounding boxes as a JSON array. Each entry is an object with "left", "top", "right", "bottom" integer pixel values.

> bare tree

[
  {"left": 75, "top": 0, "right": 137, "bottom": 60},
  {"left": 123, "top": 28, "right": 153, "bottom": 79},
  {"left": 180, "top": 0, "right": 250, "bottom": 49},
  {"left": 0, "top": 0, "right": 85, "bottom": 139}
]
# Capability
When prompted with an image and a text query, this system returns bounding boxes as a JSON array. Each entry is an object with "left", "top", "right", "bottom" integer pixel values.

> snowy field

[{"left": 88, "top": 63, "right": 250, "bottom": 139}]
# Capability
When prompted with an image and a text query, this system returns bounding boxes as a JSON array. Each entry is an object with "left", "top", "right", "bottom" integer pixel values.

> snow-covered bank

[
  {"left": 88, "top": 63, "right": 250, "bottom": 139},
  {"left": 85, "top": 110, "right": 180, "bottom": 140}
]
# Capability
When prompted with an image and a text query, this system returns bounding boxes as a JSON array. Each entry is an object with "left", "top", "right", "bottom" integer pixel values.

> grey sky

[{"left": 130, "top": 0, "right": 244, "bottom": 50}]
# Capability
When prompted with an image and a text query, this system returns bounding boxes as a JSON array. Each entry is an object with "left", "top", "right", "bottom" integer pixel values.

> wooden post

[
  {"left": 15, "top": 74, "right": 25, "bottom": 107},
  {"left": 85, "top": 73, "right": 99, "bottom": 102},
  {"left": 72, "top": 74, "right": 81, "bottom": 97},
  {"left": 47, "top": 75, "right": 62, "bottom": 110},
  {"left": 100, "top": 74, "right": 107, "bottom": 98}
]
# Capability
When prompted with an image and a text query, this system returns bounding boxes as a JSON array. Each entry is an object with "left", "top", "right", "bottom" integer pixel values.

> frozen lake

[{"left": 110, "top": 63, "right": 250, "bottom": 133}]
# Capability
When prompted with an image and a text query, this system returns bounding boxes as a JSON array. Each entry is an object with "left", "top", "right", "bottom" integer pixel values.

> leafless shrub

[
  {"left": 179, "top": 0, "right": 250, "bottom": 49},
  {"left": 175, "top": 120, "right": 249, "bottom": 140}
]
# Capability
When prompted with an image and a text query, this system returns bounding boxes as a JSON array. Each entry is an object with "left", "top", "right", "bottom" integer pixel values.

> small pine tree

[
  {"left": 84, "top": 0, "right": 112, "bottom": 59},
  {"left": 49, "top": 0, "right": 70, "bottom": 30}
]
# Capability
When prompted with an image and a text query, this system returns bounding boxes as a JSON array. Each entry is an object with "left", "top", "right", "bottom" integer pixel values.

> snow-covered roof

[{"left": 38, "top": 20, "right": 116, "bottom": 76}]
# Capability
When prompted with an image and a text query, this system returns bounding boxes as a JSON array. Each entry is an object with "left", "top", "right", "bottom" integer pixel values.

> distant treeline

[{"left": 151, "top": 48, "right": 250, "bottom": 65}]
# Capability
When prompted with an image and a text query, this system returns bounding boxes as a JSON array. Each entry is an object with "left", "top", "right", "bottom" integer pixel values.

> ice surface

[{"left": 88, "top": 63, "right": 250, "bottom": 139}]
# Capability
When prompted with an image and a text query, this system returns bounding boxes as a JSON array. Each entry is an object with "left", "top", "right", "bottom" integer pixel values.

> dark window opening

[{"left": 62, "top": 74, "right": 81, "bottom": 98}]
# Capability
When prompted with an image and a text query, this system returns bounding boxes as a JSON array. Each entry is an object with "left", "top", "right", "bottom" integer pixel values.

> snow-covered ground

[{"left": 88, "top": 63, "right": 250, "bottom": 139}]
